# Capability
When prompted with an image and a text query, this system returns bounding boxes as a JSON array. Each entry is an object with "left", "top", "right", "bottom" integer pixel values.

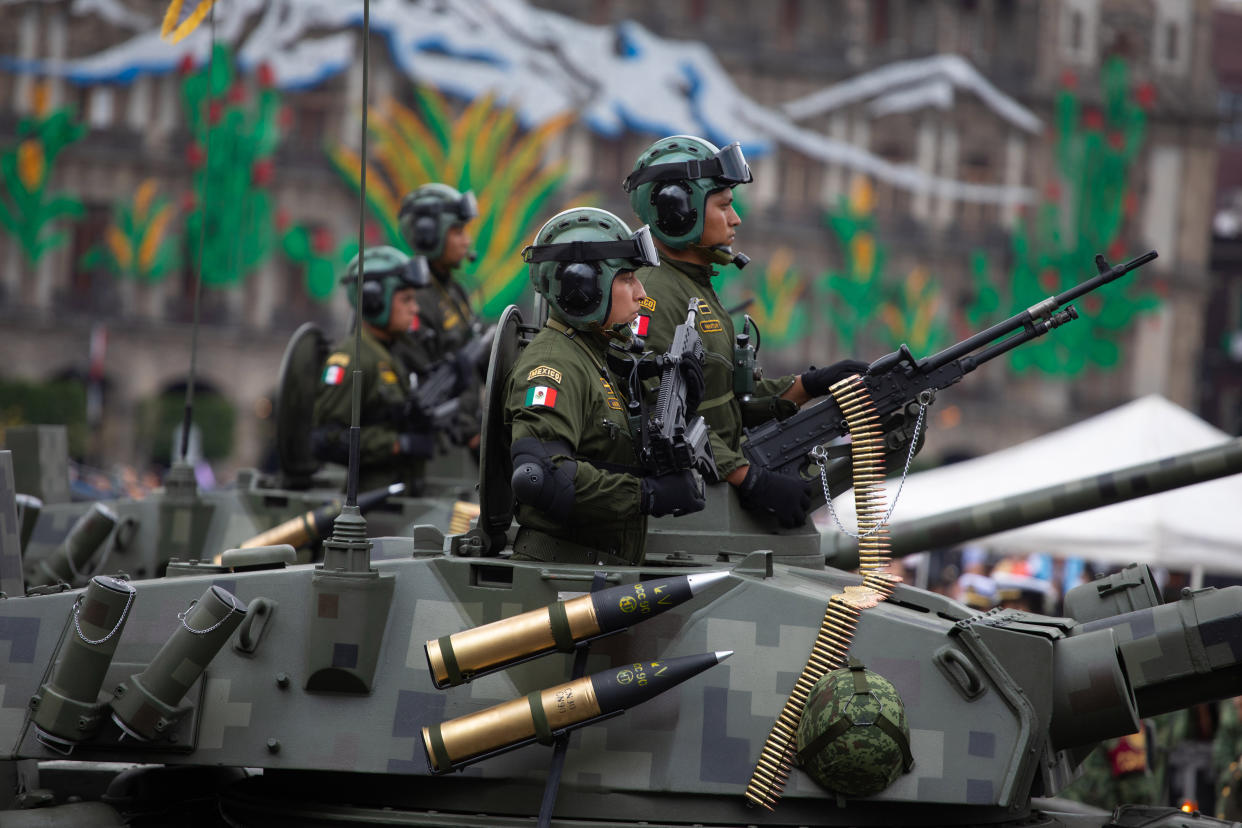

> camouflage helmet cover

[
  {"left": 523, "top": 207, "right": 658, "bottom": 330},
  {"left": 342, "top": 245, "right": 430, "bottom": 328},
  {"left": 796, "top": 660, "right": 913, "bottom": 797},
  {"left": 398, "top": 182, "right": 478, "bottom": 262},
  {"left": 624, "top": 135, "right": 752, "bottom": 249}
]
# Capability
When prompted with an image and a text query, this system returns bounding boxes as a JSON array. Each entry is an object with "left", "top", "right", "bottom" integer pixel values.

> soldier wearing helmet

[
  {"left": 311, "top": 246, "right": 437, "bottom": 494},
  {"left": 398, "top": 183, "right": 484, "bottom": 447},
  {"left": 624, "top": 135, "right": 869, "bottom": 529},
  {"left": 504, "top": 207, "right": 707, "bottom": 565}
]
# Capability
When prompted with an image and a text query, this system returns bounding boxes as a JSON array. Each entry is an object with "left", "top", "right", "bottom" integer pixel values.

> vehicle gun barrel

[
  {"left": 425, "top": 571, "right": 728, "bottom": 688},
  {"left": 824, "top": 436, "right": 1242, "bottom": 570},
  {"left": 1076, "top": 585, "right": 1242, "bottom": 720},
  {"left": 31, "top": 503, "right": 117, "bottom": 587}
]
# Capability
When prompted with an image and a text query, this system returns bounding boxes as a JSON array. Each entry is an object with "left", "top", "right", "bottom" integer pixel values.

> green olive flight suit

[
  {"left": 635, "top": 257, "right": 796, "bottom": 480},
  {"left": 504, "top": 319, "right": 646, "bottom": 565},
  {"left": 312, "top": 328, "right": 426, "bottom": 494},
  {"left": 417, "top": 268, "right": 478, "bottom": 357}
]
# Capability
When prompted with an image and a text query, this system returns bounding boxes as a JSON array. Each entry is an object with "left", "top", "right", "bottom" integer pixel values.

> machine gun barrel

[
  {"left": 824, "top": 436, "right": 1242, "bottom": 569},
  {"left": 744, "top": 250, "right": 1159, "bottom": 483},
  {"left": 409, "top": 325, "right": 497, "bottom": 419}
]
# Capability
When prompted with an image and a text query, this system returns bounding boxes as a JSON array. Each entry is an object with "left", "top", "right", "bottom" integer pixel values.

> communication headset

[
  {"left": 339, "top": 273, "right": 389, "bottom": 322},
  {"left": 650, "top": 180, "right": 698, "bottom": 238},
  {"left": 554, "top": 261, "right": 604, "bottom": 319}
]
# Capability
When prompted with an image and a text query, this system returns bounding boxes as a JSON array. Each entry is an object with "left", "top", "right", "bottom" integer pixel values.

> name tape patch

[{"left": 699, "top": 319, "right": 724, "bottom": 334}]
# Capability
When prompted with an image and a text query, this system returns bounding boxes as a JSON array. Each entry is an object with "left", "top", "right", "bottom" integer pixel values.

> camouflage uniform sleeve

[
  {"left": 508, "top": 358, "right": 642, "bottom": 523},
  {"left": 312, "top": 351, "right": 401, "bottom": 465}
]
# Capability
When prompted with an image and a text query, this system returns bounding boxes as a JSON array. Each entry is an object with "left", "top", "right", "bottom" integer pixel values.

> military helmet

[
  {"left": 398, "top": 182, "right": 478, "bottom": 261},
  {"left": 623, "top": 135, "right": 752, "bottom": 249},
  {"left": 523, "top": 207, "right": 659, "bottom": 330},
  {"left": 342, "top": 245, "right": 430, "bottom": 328},
  {"left": 796, "top": 660, "right": 913, "bottom": 797}
]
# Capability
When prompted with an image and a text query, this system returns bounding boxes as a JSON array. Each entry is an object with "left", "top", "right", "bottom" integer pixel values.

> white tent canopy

[{"left": 825, "top": 395, "right": 1242, "bottom": 575}]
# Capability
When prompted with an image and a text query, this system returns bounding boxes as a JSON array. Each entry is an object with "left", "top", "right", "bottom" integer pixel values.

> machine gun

[
  {"left": 635, "top": 299, "right": 717, "bottom": 480},
  {"left": 405, "top": 324, "right": 496, "bottom": 440},
  {"left": 742, "top": 250, "right": 1159, "bottom": 482}
]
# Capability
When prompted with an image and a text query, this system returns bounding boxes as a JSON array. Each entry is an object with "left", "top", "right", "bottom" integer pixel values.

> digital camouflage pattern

[{"left": 797, "top": 662, "right": 911, "bottom": 797}]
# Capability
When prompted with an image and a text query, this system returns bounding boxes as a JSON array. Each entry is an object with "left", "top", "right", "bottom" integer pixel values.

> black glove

[
  {"left": 640, "top": 469, "right": 706, "bottom": 517},
  {"left": 801, "top": 359, "right": 870, "bottom": 398},
  {"left": 737, "top": 465, "right": 812, "bottom": 528},
  {"left": 679, "top": 355, "right": 705, "bottom": 418},
  {"left": 397, "top": 431, "right": 436, "bottom": 459}
]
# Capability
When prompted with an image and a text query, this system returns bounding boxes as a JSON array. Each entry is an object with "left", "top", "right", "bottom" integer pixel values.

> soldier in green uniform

[
  {"left": 623, "top": 135, "right": 868, "bottom": 529},
  {"left": 311, "top": 246, "right": 437, "bottom": 494},
  {"left": 505, "top": 207, "right": 707, "bottom": 565},
  {"left": 399, "top": 182, "right": 484, "bottom": 447}
]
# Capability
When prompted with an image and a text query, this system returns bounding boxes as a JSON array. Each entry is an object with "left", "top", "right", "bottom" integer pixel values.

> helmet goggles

[
  {"left": 522, "top": 224, "right": 660, "bottom": 270},
  {"left": 408, "top": 189, "right": 478, "bottom": 223},
  {"left": 342, "top": 255, "right": 430, "bottom": 289},
  {"left": 622, "top": 142, "right": 752, "bottom": 192}
]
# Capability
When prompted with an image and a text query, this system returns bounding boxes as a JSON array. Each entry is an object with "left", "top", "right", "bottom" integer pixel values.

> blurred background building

[{"left": 0, "top": 0, "right": 1232, "bottom": 477}]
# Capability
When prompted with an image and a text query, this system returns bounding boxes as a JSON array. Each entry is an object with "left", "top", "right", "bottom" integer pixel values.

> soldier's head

[
  {"left": 342, "top": 245, "right": 430, "bottom": 335},
  {"left": 624, "top": 135, "right": 751, "bottom": 252},
  {"left": 523, "top": 207, "right": 658, "bottom": 332},
  {"left": 398, "top": 183, "right": 478, "bottom": 272}
]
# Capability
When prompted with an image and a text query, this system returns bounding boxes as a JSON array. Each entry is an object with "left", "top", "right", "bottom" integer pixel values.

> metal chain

[
  {"left": 73, "top": 585, "right": 135, "bottom": 646},
  {"left": 818, "top": 402, "right": 927, "bottom": 540},
  {"left": 178, "top": 598, "right": 237, "bottom": 635}
]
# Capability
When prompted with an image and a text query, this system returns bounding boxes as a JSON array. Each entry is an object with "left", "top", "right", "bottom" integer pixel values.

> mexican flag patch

[
  {"left": 631, "top": 315, "right": 650, "bottom": 336},
  {"left": 323, "top": 365, "right": 345, "bottom": 386},
  {"left": 526, "top": 385, "right": 558, "bottom": 408}
]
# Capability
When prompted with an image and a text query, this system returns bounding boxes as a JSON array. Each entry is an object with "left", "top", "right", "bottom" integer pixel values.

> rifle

[
  {"left": 406, "top": 324, "right": 496, "bottom": 438},
  {"left": 742, "top": 250, "right": 1159, "bottom": 485},
  {"left": 633, "top": 298, "right": 718, "bottom": 480}
]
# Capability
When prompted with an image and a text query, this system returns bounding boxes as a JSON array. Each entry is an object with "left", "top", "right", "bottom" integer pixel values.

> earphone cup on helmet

[
  {"left": 555, "top": 261, "right": 603, "bottom": 319},
  {"left": 412, "top": 215, "right": 439, "bottom": 252},
  {"left": 361, "top": 279, "right": 385, "bottom": 320},
  {"left": 651, "top": 181, "right": 697, "bottom": 238}
]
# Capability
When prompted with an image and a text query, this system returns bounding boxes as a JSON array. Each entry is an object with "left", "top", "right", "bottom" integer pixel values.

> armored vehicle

[{"left": 3, "top": 310, "right": 1242, "bottom": 827}]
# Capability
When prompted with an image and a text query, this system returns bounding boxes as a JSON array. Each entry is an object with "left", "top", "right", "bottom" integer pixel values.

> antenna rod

[
  {"left": 345, "top": 0, "right": 371, "bottom": 508},
  {"left": 179, "top": 1, "right": 218, "bottom": 466}
]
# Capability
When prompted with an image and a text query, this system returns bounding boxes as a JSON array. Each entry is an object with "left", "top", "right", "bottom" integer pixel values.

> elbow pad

[{"left": 510, "top": 437, "right": 578, "bottom": 522}]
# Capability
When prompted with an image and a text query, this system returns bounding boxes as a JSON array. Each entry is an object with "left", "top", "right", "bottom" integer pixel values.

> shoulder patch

[
  {"left": 527, "top": 365, "right": 563, "bottom": 384},
  {"left": 630, "top": 315, "right": 650, "bottom": 337},
  {"left": 696, "top": 300, "right": 713, "bottom": 316},
  {"left": 327, "top": 353, "right": 351, "bottom": 367},
  {"left": 525, "top": 385, "right": 558, "bottom": 408},
  {"left": 379, "top": 369, "right": 399, "bottom": 385},
  {"left": 639, "top": 297, "right": 656, "bottom": 311},
  {"left": 699, "top": 319, "right": 724, "bottom": 334},
  {"left": 322, "top": 365, "right": 346, "bottom": 386}
]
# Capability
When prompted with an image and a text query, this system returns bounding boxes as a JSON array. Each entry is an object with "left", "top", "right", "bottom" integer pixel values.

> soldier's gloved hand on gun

[
  {"left": 736, "top": 465, "right": 812, "bottom": 528},
  {"left": 640, "top": 469, "right": 706, "bottom": 517},
  {"left": 800, "top": 359, "right": 871, "bottom": 398},
  {"left": 680, "top": 354, "right": 705, "bottom": 417}
]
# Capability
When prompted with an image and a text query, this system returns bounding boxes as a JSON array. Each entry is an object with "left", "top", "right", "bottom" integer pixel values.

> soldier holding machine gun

[
  {"left": 504, "top": 207, "right": 708, "bottom": 566},
  {"left": 624, "top": 135, "right": 874, "bottom": 529}
]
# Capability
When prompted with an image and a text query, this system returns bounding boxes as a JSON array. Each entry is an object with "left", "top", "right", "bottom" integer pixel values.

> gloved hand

[
  {"left": 736, "top": 465, "right": 812, "bottom": 528},
  {"left": 396, "top": 431, "right": 436, "bottom": 459},
  {"left": 640, "top": 469, "right": 706, "bottom": 517},
  {"left": 679, "top": 355, "right": 705, "bottom": 418},
  {"left": 801, "top": 359, "right": 871, "bottom": 398}
]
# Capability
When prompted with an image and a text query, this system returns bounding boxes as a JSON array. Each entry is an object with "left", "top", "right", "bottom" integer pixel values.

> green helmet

[
  {"left": 796, "top": 660, "right": 913, "bottom": 798},
  {"left": 342, "top": 245, "right": 430, "bottom": 329},
  {"left": 398, "top": 183, "right": 478, "bottom": 261},
  {"left": 523, "top": 207, "right": 659, "bottom": 330},
  {"left": 623, "top": 135, "right": 752, "bottom": 249}
]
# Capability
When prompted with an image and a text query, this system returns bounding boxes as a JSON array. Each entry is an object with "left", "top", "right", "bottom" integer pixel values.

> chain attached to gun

[{"left": 817, "top": 396, "right": 928, "bottom": 540}]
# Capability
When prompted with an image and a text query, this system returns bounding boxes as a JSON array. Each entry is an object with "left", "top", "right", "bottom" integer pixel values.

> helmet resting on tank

[
  {"left": 796, "top": 660, "right": 913, "bottom": 798},
  {"left": 623, "top": 135, "right": 752, "bottom": 249},
  {"left": 398, "top": 182, "right": 478, "bottom": 262},
  {"left": 342, "top": 245, "right": 430, "bottom": 329},
  {"left": 523, "top": 207, "right": 659, "bottom": 330}
]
